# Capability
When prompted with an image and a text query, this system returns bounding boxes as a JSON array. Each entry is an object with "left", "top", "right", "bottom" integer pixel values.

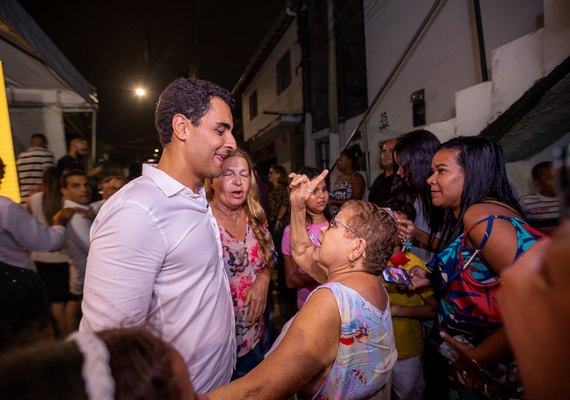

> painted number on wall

[{"left": 378, "top": 112, "right": 389, "bottom": 132}]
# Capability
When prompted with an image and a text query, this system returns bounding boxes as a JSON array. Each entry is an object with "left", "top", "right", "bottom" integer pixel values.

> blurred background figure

[
  {"left": 368, "top": 138, "right": 397, "bottom": 206},
  {"left": 0, "top": 328, "right": 202, "bottom": 400},
  {"left": 519, "top": 161, "right": 561, "bottom": 234},
  {"left": 91, "top": 175, "right": 129, "bottom": 213},
  {"left": 16, "top": 133, "right": 55, "bottom": 204},
  {"left": 28, "top": 167, "right": 76, "bottom": 337},
  {"left": 282, "top": 166, "right": 329, "bottom": 310},
  {"left": 329, "top": 144, "right": 365, "bottom": 216},
  {"left": 57, "top": 137, "right": 103, "bottom": 178},
  {"left": 60, "top": 170, "right": 94, "bottom": 331},
  {"left": 207, "top": 149, "right": 273, "bottom": 378},
  {"left": 499, "top": 220, "right": 570, "bottom": 400},
  {"left": 0, "top": 157, "right": 78, "bottom": 272},
  {"left": 267, "top": 164, "right": 290, "bottom": 296},
  {"left": 253, "top": 166, "right": 270, "bottom": 217}
]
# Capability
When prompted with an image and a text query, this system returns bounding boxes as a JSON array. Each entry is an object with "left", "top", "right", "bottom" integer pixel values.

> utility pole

[{"left": 327, "top": 0, "right": 340, "bottom": 174}]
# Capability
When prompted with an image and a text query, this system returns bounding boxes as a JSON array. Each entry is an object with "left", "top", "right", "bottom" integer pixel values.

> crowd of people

[{"left": 0, "top": 76, "right": 568, "bottom": 400}]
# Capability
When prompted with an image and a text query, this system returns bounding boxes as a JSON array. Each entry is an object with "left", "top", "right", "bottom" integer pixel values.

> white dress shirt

[
  {"left": 0, "top": 195, "right": 66, "bottom": 269},
  {"left": 80, "top": 164, "right": 236, "bottom": 392},
  {"left": 63, "top": 199, "right": 92, "bottom": 295}
]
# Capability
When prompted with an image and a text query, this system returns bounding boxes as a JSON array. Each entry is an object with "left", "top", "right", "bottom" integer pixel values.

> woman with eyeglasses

[{"left": 210, "top": 170, "right": 399, "bottom": 400}]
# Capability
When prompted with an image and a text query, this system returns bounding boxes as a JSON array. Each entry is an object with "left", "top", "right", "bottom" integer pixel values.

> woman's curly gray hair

[{"left": 341, "top": 200, "right": 399, "bottom": 275}]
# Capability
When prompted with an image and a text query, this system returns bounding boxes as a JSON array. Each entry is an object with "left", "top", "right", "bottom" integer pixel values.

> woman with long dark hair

[
  {"left": 420, "top": 136, "right": 543, "bottom": 398},
  {"left": 391, "top": 130, "right": 443, "bottom": 259},
  {"left": 29, "top": 167, "right": 77, "bottom": 336}
]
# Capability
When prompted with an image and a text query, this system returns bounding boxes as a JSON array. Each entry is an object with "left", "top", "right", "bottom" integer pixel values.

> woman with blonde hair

[{"left": 207, "top": 149, "right": 274, "bottom": 378}]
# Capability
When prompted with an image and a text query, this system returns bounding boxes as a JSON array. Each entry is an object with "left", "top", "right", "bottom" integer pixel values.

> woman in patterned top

[
  {"left": 412, "top": 136, "right": 543, "bottom": 398},
  {"left": 210, "top": 170, "right": 399, "bottom": 400},
  {"left": 329, "top": 144, "right": 366, "bottom": 216},
  {"left": 207, "top": 149, "right": 274, "bottom": 378}
]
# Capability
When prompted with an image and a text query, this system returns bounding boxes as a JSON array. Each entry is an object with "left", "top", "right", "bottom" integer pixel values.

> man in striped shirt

[
  {"left": 16, "top": 134, "right": 54, "bottom": 204},
  {"left": 519, "top": 161, "right": 560, "bottom": 234}
]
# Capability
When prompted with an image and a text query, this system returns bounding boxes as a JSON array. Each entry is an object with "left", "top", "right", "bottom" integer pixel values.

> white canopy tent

[{"left": 0, "top": 0, "right": 97, "bottom": 160}]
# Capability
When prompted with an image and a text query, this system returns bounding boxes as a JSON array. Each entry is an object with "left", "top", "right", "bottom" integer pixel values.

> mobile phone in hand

[{"left": 381, "top": 266, "right": 412, "bottom": 286}]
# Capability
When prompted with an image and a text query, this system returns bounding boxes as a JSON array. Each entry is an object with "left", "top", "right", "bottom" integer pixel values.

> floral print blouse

[{"left": 218, "top": 217, "right": 274, "bottom": 357}]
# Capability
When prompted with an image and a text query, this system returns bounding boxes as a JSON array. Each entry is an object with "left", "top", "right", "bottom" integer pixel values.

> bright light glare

[{"left": 135, "top": 88, "right": 146, "bottom": 96}]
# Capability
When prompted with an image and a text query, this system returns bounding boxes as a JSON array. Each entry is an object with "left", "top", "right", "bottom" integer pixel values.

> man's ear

[{"left": 172, "top": 114, "right": 190, "bottom": 141}]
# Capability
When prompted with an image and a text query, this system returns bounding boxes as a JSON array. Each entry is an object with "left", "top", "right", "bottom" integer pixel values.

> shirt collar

[
  {"left": 63, "top": 199, "right": 91, "bottom": 210},
  {"left": 142, "top": 164, "right": 203, "bottom": 198}
]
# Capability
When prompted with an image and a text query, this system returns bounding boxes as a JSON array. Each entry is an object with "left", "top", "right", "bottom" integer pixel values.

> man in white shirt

[
  {"left": 80, "top": 78, "right": 237, "bottom": 392},
  {"left": 90, "top": 175, "right": 128, "bottom": 213},
  {"left": 519, "top": 161, "right": 560, "bottom": 233},
  {"left": 60, "top": 170, "right": 93, "bottom": 331},
  {"left": 60, "top": 170, "right": 93, "bottom": 296}
]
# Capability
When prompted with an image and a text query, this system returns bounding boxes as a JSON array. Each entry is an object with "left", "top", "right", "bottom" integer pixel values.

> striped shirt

[
  {"left": 519, "top": 192, "right": 561, "bottom": 233},
  {"left": 16, "top": 146, "right": 54, "bottom": 204}
]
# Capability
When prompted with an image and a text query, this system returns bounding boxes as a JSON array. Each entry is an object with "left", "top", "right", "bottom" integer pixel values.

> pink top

[
  {"left": 281, "top": 220, "right": 329, "bottom": 309},
  {"left": 219, "top": 218, "right": 273, "bottom": 357}
]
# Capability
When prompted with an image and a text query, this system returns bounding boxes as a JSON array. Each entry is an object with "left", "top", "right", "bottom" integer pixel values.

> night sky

[{"left": 18, "top": 0, "right": 284, "bottom": 163}]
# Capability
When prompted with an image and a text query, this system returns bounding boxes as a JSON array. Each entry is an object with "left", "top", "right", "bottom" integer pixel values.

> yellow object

[
  {"left": 384, "top": 251, "right": 434, "bottom": 359},
  {"left": 0, "top": 61, "right": 20, "bottom": 202}
]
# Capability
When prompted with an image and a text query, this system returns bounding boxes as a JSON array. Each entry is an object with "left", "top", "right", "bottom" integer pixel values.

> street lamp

[{"left": 135, "top": 87, "right": 146, "bottom": 97}]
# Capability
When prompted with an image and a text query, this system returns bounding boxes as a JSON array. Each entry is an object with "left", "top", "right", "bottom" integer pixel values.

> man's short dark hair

[
  {"left": 60, "top": 170, "right": 87, "bottom": 188},
  {"left": 531, "top": 161, "right": 552, "bottom": 181},
  {"left": 154, "top": 78, "right": 234, "bottom": 146},
  {"left": 30, "top": 134, "right": 47, "bottom": 143}
]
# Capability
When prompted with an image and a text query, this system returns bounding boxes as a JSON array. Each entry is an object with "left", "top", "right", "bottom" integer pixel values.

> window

[
  {"left": 276, "top": 50, "right": 291, "bottom": 94},
  {"left": 249, "top": 91, "right": 258, "bottom": 120}
]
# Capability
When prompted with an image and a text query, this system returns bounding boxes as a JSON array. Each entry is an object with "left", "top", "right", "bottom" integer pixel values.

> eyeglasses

[
  {"left": 328, "top": 216, "right": 363, "bottom": 238},
  {"left": 380, "top": 207, "right": 399, "bottom": 225}
]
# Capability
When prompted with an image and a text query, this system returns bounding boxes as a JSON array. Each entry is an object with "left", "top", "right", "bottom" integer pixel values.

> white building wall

[
  {"left": 8, "top": 106, "right": 66, "bottom": 160},
  {"left": 363, "top": 0, "right": 543, "bottom": 180},
  {"left": 242, "top": 21, "right": 303, "bottom": 142}
]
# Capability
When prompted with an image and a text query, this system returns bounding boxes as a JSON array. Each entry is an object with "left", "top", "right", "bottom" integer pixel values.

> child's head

[
  {"left": 379, "top": 198, "right": 416, "bottom": 222},
  {"left": 531, "top": 161, "right": 556, "bottom": 197},
  {"left": 297, "top": 166, "right": 329, "bottom": 221}
]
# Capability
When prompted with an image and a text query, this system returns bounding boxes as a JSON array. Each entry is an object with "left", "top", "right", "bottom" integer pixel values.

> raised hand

[{"left": 288, "top": 170, "right": 329, "bottom": 210}]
